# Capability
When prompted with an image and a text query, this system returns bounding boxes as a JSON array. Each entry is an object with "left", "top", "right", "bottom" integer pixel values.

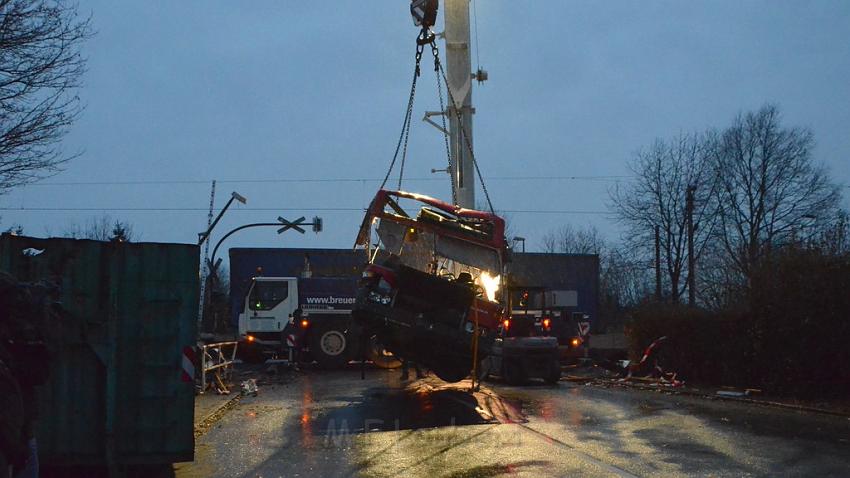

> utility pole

[
  {"left": 655, "top": 224, "right": 662, "bottom": 301},
  {"left": 686, "top": 184, "right": 696, "bottom": 307},
  {"left": 444, "top": 0, "right": 476, "bottom": 209},
  {"left": 198, "top": 180, "right": 216, "bottom": 324}
]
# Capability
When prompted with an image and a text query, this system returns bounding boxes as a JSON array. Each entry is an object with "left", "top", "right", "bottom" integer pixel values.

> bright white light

[{"left": 477, "top": 271, "right": 500, "bottom": 302}]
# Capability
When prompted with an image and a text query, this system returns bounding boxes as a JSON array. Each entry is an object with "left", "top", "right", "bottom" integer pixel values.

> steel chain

[
  {"left": 431, "top": 43, "right": 495, "bottom": 214},
  {"left": 430, "top": 41, "right": 458, "bottom": 205},
  {"left": 379, "top": 31, "right": 427, "bottom": 192}
]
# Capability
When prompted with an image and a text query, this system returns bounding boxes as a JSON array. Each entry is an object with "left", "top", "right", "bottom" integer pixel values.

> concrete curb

[{"left": 194, "top": 394, "right": 243, "bottom": 438}]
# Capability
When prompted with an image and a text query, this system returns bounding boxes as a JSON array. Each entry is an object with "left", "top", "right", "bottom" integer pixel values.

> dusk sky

[{"left": 1, "top": 1, "right": 848, "bottom": 258}]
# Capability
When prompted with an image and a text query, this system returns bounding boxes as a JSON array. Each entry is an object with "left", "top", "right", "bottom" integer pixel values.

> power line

[
  {"left": 20, "top": 175, "right": 631, "bottom": 187},
  {"left": 0, "top": 206, "right": 613, "bottom": 215}
]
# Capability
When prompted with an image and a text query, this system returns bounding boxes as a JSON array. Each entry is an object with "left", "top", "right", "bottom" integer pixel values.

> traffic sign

[{"left": 277, "top": 216, "right": 306, "bottom": 234}]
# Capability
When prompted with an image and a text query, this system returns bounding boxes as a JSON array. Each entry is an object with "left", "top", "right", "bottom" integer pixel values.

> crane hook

[{"left": 410, "top": 0, "right": 438, "bottom": 28}]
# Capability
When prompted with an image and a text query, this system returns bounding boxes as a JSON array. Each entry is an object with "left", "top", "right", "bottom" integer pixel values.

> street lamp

[
  {"left": 199, "top": 215, "right": 323, "bottom": 334},
  {"left": 513, "top": 236, "right": 526, "bottom": 253},
  {"left": 198, "top": 191, "right": 247, "bottom": 246}
]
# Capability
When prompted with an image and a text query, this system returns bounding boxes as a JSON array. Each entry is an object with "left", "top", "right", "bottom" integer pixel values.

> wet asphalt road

[{"left": 175, "top": 368, "right": 850, "bottom": 478}]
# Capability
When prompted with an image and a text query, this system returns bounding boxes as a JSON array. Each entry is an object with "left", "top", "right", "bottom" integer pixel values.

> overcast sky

[{"left": 1, "top": 1, "right": 848, "bottom": 256}]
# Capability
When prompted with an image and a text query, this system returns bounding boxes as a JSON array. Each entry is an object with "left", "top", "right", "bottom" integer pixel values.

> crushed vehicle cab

[{"left": 352, "top": 189, "right": 508, "bottom": 383}]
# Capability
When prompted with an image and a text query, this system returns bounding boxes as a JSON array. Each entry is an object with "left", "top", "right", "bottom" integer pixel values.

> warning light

[
  {"left": 502, "top": 319, "right": 510, "bottom": 330},
  {"left": 247, "top": 335, "right": 256, "bottom": 342},
  {"left": 300, "top": 319, "right": 309, "bottom": 328},
  {"left": 405, "top": 227, "right": 419, "bottom": 243},
  {"left": 543, "top": 318, "right": 551, "bottom": 329},
  {"left": 571, "top": 337, "right": 582, "bottom": 347}
]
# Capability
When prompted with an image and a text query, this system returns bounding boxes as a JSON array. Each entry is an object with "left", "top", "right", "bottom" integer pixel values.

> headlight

[{"left": 368, "top": 291, "right": 392, "bottom": 305}]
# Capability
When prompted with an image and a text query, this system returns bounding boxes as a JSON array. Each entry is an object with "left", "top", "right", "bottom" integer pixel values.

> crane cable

[
  {"left": 433, "top": 44, "right": 458, "bottom": 205},
  {"left": 379, "top": 30, "right": 430, "bottom": 192},
  {"left": 430, "top": 41, "right": 496, "bottom": 214}
]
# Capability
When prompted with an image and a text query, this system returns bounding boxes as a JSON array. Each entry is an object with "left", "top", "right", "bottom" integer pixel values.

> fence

[{"left": 199, "top": 341, "right": 239, "bottom": 394}]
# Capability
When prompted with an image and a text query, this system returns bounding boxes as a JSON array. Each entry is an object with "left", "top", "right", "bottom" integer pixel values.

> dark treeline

[{"left": 547, "top": 104, "right": 849, "bottom": 396}]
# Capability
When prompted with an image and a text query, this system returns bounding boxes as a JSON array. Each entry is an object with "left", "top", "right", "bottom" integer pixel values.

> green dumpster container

[{"left": 0, "top": 234, "right": 198, "bottom": 467}]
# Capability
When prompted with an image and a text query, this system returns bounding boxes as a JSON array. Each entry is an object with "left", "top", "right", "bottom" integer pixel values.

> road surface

[{"left": 175, "top": 367, "right": 850, "bottom": 477}]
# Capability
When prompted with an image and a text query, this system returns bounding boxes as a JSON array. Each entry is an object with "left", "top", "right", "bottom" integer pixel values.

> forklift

[{"left": 486, "top": 286, "right": 561, "bottom": 385}]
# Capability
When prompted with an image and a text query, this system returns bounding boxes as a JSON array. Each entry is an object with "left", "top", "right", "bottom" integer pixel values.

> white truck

[
  {"left": 237, "top": 275, "right": 397, "bottom": 368},
  {"left": 238, "top": 276, "right": 353, "bottom": 366}
]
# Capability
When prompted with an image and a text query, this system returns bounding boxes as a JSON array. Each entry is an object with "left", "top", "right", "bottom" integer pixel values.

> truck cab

[
  {"left": 238, "top": 277, "right": 298, "bottom": 356},
  {"left": 238, "top": 275, "right": 391, "bottom": 368},
  {"left": 353, "top": 189, "right": 508, "bottom": 383}
]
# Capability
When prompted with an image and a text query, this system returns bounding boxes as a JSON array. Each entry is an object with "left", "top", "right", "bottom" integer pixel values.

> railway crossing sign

[
  {"left": 277, "top": 216, "right": 323, "bottom": 234},
  {"left": 277, "top": 216, "right": 306, "bottom": 234}
]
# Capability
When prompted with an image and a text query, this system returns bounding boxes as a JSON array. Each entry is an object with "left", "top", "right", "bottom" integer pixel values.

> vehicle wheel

[
  {"left": 432, "top": 362, "right": 470, "bottom": 383},
  {"left": 504, "top": 359, "right": 525, "bottom": 385},
  {"left": 366, "top": 336, "right": 402, "bottom": 369},
  {"left": 310, "top": 325, "right": 350, "bottom": 369},
  {"left": 238, "top": 345, "right": 266, "bottom": 364},
  {"left": 476, "top": 355, "right": 493, "bottom": 381},
  {"left": 544, "top": 359, "right": 561, "bottom": 384}
]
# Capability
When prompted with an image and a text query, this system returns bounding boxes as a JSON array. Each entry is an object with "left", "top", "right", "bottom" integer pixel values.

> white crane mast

[{"left": 443, "top": 0, "right": 476, "bottom": 209}]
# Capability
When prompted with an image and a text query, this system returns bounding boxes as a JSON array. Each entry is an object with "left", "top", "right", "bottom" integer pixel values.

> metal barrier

[{"left": 199, "top": 341, "right": 239, "bottom": 394}]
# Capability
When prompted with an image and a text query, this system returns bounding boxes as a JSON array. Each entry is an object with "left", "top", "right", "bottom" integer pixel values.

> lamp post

[
  {"left": 198, "top": 191, "right": 246, "bottom": 328},
  {"left": 198, "top": 191, "right": 247, "bottom": 246},
  {"left": 199, "top": 215, "right": 323, "bottom": 334}
]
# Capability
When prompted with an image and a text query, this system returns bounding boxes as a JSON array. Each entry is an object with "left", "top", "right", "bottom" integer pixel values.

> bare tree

[
  {"left": 712, "top": 104, "right": 840, "bottom": 281},
  {"left": 62, "top": 215, "right": 137, "bottom": 242},
  {"left": 0, "top": 1, "right": 91, "bottom": 192},
  {"left": 540, "top": 224, "right": 606, "bottom": 255},
  {"left": 600, "top": 246, "right": 654, "bottom": 308},
  {"left": 540, "top": 224, "right": 652, "bottom": 327},
  {"left": 815, "top": 210, "right": 850, "bottom": 256},
  {"left": 610, "top": 133, "right": 718, "bottom": 302}
]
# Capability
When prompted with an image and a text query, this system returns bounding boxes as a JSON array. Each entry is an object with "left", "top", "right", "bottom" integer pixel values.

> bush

[
  {"left": 626, "top": 303, "right": 749, "bottom": 387},
  {"left": 747, "top": 248, "right": 850, "bottom": 397},
  {"left": 626, "top": 249, "right": 850, "bottom": 398}
]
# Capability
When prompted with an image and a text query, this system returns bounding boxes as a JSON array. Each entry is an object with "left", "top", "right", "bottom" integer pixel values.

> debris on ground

[{"left": 240, "top": 379, "right": 259, "bottom": 396}]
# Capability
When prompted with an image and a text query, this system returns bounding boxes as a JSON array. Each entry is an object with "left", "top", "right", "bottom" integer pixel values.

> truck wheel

[
  {"left": 504, "top": 359, "right": 525, "bottom": 385},
  {"left": 432, "top": 362, "right": 470, "bottom": 383},
  {"left": 238, "top": 345, "right": 265, "bottom": 364},
  {"left": 367, "top": 337, "right": 402, "bottom": 369},
  {"left": 310, "top": 325, "right": 349, "bottom": 369},
  {"left": 544, "top": 359, "right": 561, "bottom": 384}
]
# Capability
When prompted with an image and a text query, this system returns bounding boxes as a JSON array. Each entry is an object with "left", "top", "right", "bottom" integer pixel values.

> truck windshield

[{"left": 249, "top": 281, "right": 288, "bottom": 311}]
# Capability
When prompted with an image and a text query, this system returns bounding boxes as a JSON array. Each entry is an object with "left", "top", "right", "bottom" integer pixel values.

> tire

[
  {"left": 238, "top": 345, "right": 266, "bottom": 364},
  {"left": 366, "top": 336, "right": 402, "bottom": 369},
  {"left": 432, "top": 362, "right": 470, "bottom": 383},
  {"left": 504, "top": 359, "right": 525, "bottom": 385},
  {"left": 310, "top": 324, "right": 350, "bottom": 369},
  {"left": 544, "top": 359, "right": 561, "bottom": 384}
]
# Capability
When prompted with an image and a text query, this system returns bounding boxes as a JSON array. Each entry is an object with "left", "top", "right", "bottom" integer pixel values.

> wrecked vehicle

[{"left": 352, "top": 190, "right": 508, "bottom": 383}]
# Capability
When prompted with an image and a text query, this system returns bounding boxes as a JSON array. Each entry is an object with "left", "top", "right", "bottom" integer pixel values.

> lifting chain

[
  {"left": 430, "top": 41, "right": 495, "bottom": 214},
  {"left": 381, "top": 26, "right": 495, "bottom": 217},
  {"left": 379, "top": 29, "right": 429, "bottom": 192},
  {"left": 430, "top": 40, "right": 458, "bottom": 205}
]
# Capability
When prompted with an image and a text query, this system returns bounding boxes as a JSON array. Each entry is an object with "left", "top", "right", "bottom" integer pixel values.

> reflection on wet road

[{"left": 176, "top": 368, "right": 850, "bottom": 477}]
